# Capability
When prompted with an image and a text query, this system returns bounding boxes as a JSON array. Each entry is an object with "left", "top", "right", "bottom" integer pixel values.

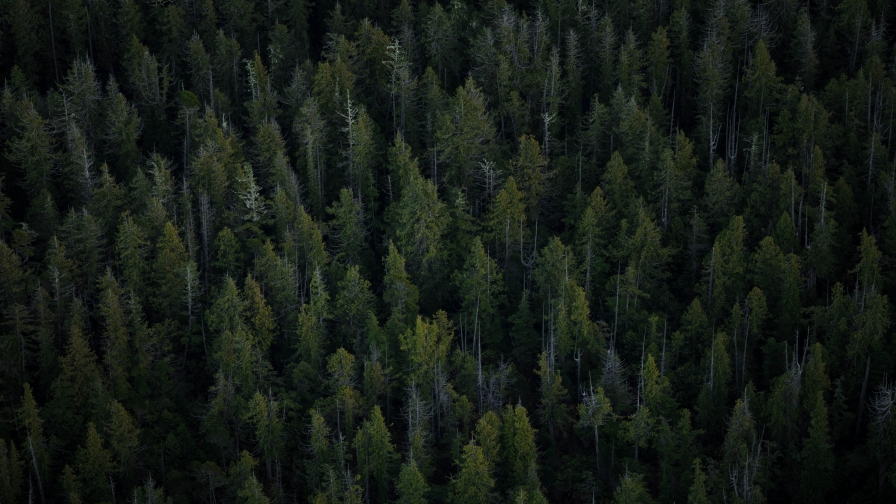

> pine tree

[
  {"left": 703, "top": 159, "right": 736, "bottom": 232},
  {"left": 388, "top": 142, "right": 448, "bottom": 283},
  {"left": 49, "top": 327, "right": 103, "bottom": 440},
  {"left": 5, "top": 98, "right": 55, "bottom": 196},
  {"left": 451, "top": 441, "right": 493, "bottom": 504},
  {"left": 152, "top": 222, "right": 188, "bottom": 321},
  {"left": 107, "top": 400, "right": 140, "bottom": 478},
  {"left": 18, "top": 384, "right": 48, "bottom": 504},
  {"left": 687, "top": 458, "right": 710, "bottom": 504},
  {"left": 613, "top": 472, "right": 654, "bottom": 504},
  {"left": 436, "top": 77, "right": 495, "bottom": 190},
  {"left": 327, "top": 348, "right": 362, "bottom": 435},
  {"left": 334, "top": 265, "right": 375, "bottom": 353},
  {"left": 536, "top": 351, "right": 569, "bottom": 437},
  {"left": 245, "top": 391, "right": 284, "bottom": 483},
  {"left": 578, "top": 383, "right": 613, "bottom": 475},
  {"left": 243, "top": 275, "right": 276, "bottom": 354},
  {"left": 75, "top": 422, "right": 114, "bottom": 502},
  {"left": 123, "top": 36, "right": 171, "bottom": 111},
  {"left": 354, "top": 405, "right": 396, "bottom": 503},
  {"left": 453, "top": 236, "right": 503, "bottom": 351},
  {"left": 511, "top": 135, "right": 550, "bottom": 221},
  {"left": 116, "top": 214, "right": 149, "bottom": 299},
  {"left": 722, "top": 399, "right": 763, "bottom": 503},
  {"left": 703, "top": 216, "right": 746, "bottom": 318},
  {"left": 383, "top": 241, "right": 419, "bottom": 334},
  {"left": 501, "top": 404, "right": 540, "bottom": 492},
  {"left": 207, "top": 276, "right": 246, "bottom": 339},
  {"left": 487, "top": 176, "right": 528, "bottom": 266},
  {"left": 327, "top": 188, "right": 367, "bottom": 267},
  {"left": 231, "top": 451, "right": 271, "bottom": 504},
  {"left": 306, "top": 409, "right": 333, "bottom": 492},
  {"left": 602, "top": 152, "right": 636, "bottom": 220},
  {"left": 0, "top": 439, "right": 23, "bottom": 503},
  {"left": 799, "top": 391, "right": 834, "bottom": 502},
  {"left": 396, "top": 460, "right": 428, "bottom": 504},
  {"left": 98, "top": 270, "right": 131, "bottom": 400}
]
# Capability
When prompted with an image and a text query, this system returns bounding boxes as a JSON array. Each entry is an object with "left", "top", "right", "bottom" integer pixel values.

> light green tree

[
  {"left": 501, "top": 404, "right": 540, "bottom": 491},
  {"left": 107, "top": 400, "right": 140, "bottom": 477},
  {"left": 613, "top": 471, "right": 654, "bottom": 504},
  {"left": 396, "top": 460, "right": 428, "bottom": 504},
  {"left": 451, "top": 441, "right": 493, "bottom": 504},
  {"left": 354, "top": 405, "right": 396, "bottom": 503},
  {"left": 799, "top": 391, "right": 834, "bottom": 503},
  {"left": 75, "top": 422, "right": 114, "bottom": 502}
]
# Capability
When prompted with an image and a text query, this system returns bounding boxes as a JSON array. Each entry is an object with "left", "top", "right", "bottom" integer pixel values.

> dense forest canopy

[{"left": 0, "top": 0, "right": 895, "bottom": 502}]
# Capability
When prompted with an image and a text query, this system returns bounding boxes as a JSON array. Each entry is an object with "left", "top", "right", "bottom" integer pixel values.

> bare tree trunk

[{"left": 28, "top": 436, "right": 45, "bottom": 504}]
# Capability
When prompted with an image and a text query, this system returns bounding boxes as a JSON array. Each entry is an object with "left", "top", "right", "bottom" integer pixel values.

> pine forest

[{"left": 0, "top": 0, "right": 895, "bottom": 502}]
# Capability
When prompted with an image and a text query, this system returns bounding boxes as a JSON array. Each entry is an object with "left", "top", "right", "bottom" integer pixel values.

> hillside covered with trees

[{"left": 0, "top": 0, "right": 895, "bottom": 502}]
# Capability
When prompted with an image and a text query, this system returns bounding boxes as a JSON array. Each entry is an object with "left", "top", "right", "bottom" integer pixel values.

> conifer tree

[
  {"left": 578, "top": 383, "right": 613, "bottom": 475},
  {"left": 501, "top": 404, "right": 540, "bottom": 492},
  {"left": 354, "top": 405, "right": 396, "bottom": 502},
  {"left": 334, "top": 265, "right": 375, "bottom": 353},
  {"left": 327, "top": 188, "right": 367, "bottom": 267},
  {"left": 451, "top": 441, "right": 493, "bottom": 504},
  {"left": 98, "top": 271, "right": 131, "bottom": 400},
  {"left": 49, "top": 327, "right": 103, "bottom": 440},
  {"left": 243, "top": 275, "right": 276, "bottom": 353},
  {"left": 383, "top": 241, "right": 419, "bottom": 334},
  {"left": 0, "top": 439, "right": 23, "bottom": 503},
  {"left": 799, "top": 391, "right": 834, "bottom": 502},
  {"left": 687, "top": 459, "right": 710, "bottom": 504},
  {"left": 388, "top": 143, "right": 448, "bottom": 283},
  {"left": 396, "top": 460, "right": 428, "bottom": 504},
  {"left": 436, "top": 77, "right": 495, "bottom": 190},
  {"left": 613, "top": 472, "right": 654, "bottom": 504},
  {"left": 107, "top": 400, "right": 140, "bottom": 478},
  {"left": 75, "top": 422, "right": 114, "bottom": 502},
  {"left": 19, "top": 384, "right": 47, "bottom": 504},
  {"left": 487, "top": 176, "right": 528, "bottom": 266},
  {"left": 152, "top": 222, "right": 188, "bottom": 321},
  {"left": 536, "top": 351, "right": 569, "bottom": 437},
  {"left": 453, "top": 236, "right": 503, "bottom": 351},
  {"left": 511, "top": 135, "right": 550, "bottom": 221}
]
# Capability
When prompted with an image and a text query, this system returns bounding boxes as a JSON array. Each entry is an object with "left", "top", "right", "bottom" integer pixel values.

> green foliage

[
  {"left": 501, "top": 404, "right": 540, "bottom": 491},
  {"left": 613, "top": 471, "right": 654, "bottom": 504},
  {"left": 396, "top": 460, "right": 428, "bottom": 504},
  {"left": 799, "top": 391, "right": 834, "bottom": 502},
  {"left": 0, "top": 439, "right": 22, "bottom": 502},
  {"left": 354, "top": 405, "right": 396, "bottom": 502},
  {"left": 75, "top": 422, "right": 114, "bottom": 501},
  {"left": 451, "top": 441, "right": 494, "bottom": 504},
  {"left": 2, "top": 3, "right": 896, "bottom": 502}
]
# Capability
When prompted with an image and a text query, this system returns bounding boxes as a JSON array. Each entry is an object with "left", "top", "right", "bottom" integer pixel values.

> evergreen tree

[
  {"left": 354, "top": 405, "right": 396, "bottom": 503},
  {"left": 75, "top": 422, "right": 114, "bottom": 502},
  {"left": 396, "top": 460, "right": 428, "bottom": 504},
  {"left": 451, "top": 441, "right": 494, "bottom": 504},
  {"left": 107, "top": 400, "right": 140, "bottom": 478},
  {"left": 18, "top": 384, "right": 48, "bottom": 504},
  {"left": 687, "top": 458, "right": 710, "bottom": 504},
  {"left": 578, "top": 383, "right": 613, "bottom": 475},
  {"left": 0, "top": 439, "right": 23, "bottom": 503},
  {"left": 152, "top": 222, "right": 188, "bottom": 321},
  {"left": 383, "top": 241, "right": 419, "bottom": 334},
  {"left": 799, "top": 391, "right": 834, "bottom": 502},
  {"left": 613, "top": 472, "right": 654, "bottom": 504},
  {"left": 501, "top": 404, "right": 540, "bottom": 492}
]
